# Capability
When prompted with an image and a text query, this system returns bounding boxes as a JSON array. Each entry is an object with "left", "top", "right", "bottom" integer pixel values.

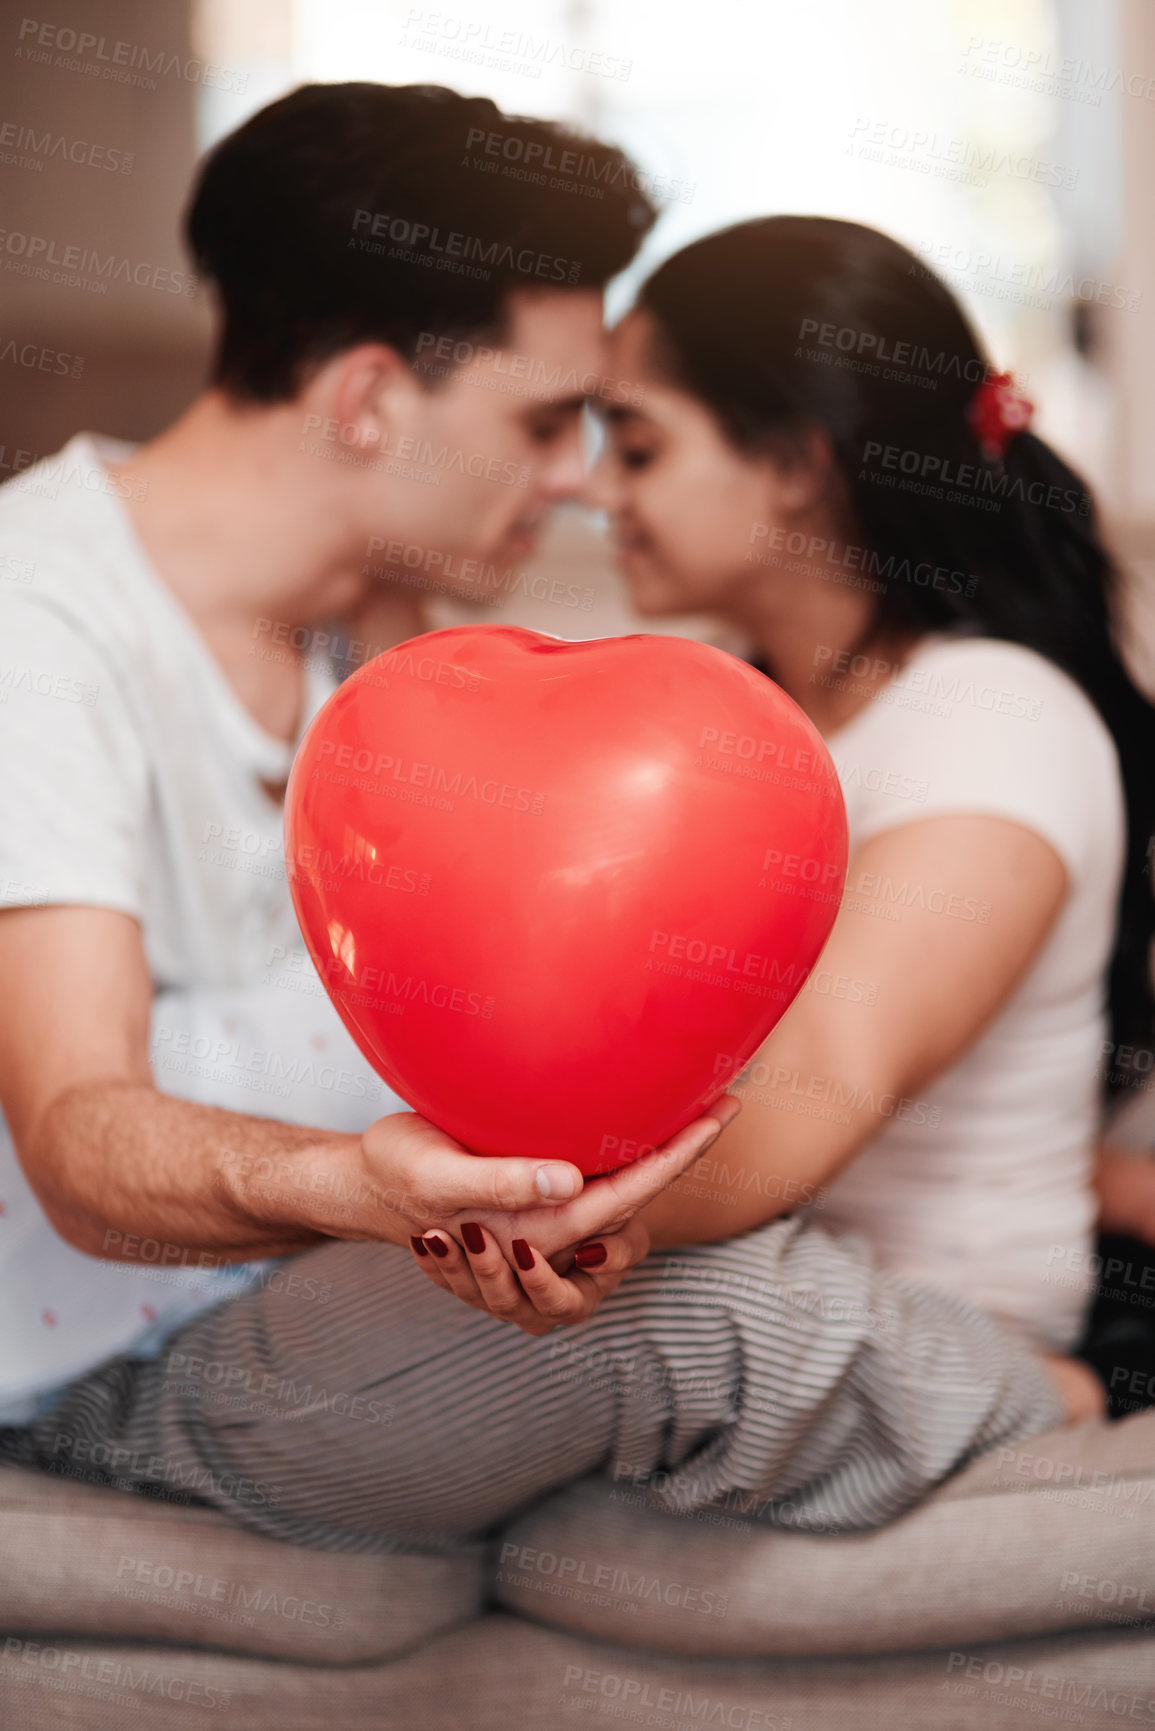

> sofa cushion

[
  {"left": 2, "top": 1615, "right": 1153, "bottom": 1730},
  {"left": 492, "top": 1411, "right": 1155, "bottom": 1657},
  {"left": 0, "top": 1464, "right": 484, "bottom": 1664},
  {"left": 440, "top": 1618, "right": 1155, "bottom": 1731}
]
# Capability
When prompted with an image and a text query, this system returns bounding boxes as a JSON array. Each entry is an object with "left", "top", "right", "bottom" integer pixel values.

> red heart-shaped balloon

[{"left": 285, "top": 626, "right": 847, "bottom": 1173}]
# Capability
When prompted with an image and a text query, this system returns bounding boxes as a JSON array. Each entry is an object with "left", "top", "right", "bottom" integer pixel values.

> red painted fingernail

[
  {"left": 512, "top": 1239, "right": 535, "bottom": 1272},
  {"left": 461, "top": 1222, "right": 485, "bottom": 1255},
  {"left": 410, "top": 1236, "right": 428, "bottom": 1257},
  {"left": 425, "top": 1235, "right": 450, "bottom": 1259},
  {"left": 574, "top": 1242, "right": 607, "bottom": 1270}
]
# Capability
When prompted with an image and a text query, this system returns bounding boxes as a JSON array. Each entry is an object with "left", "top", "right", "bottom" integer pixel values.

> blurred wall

[
  {"left": 1101, "top": 0, "right": 1155, "bottom": 689},
  {"left": 0, "top": 0, "right": 211, "bottom": 464},
  {"left": 3, "top": 0, "right": 1155, "bottom": 688},
  {"left": 1106, "top": 0, "right": 1155, "bottom": 529}
]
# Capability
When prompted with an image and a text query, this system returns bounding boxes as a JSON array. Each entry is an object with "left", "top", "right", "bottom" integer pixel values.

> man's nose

[
  {"left": 583, "top": 448, "right": 623, "bottom": 513},
  {"left": 539, "top": 422, "right": 596, "bottom": 502}
]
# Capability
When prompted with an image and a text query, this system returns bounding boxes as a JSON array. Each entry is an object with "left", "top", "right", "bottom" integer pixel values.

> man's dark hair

[{"left": 185, "top": 81, "right": 657, "bottom": 401}]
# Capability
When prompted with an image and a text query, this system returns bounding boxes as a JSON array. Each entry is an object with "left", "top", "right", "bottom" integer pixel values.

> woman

[
  {"left": 418, "top": 216, "right": 1155, "bottom": 1375},
  {"left": 3, "top": 219, "right": 1118, "bottom": 1551}
]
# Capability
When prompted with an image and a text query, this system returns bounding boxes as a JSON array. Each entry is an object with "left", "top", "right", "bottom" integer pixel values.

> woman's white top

[{"left": 808, "top": 630, "right": 1127, "bottom": 1350}]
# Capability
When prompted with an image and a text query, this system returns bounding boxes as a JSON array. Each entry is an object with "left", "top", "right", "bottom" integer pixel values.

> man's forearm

[{"left": 28, "top": 1079, "right": 406, "bottom": 1263}]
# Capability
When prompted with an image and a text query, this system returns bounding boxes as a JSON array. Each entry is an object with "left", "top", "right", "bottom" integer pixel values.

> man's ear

[{"left": 300, "top": 343, "right": 422, "bottom": 455}]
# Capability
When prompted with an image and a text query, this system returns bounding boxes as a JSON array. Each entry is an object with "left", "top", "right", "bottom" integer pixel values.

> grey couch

[{"left": 3, "top": 1408, "right": 1155, "bottom": 1728}]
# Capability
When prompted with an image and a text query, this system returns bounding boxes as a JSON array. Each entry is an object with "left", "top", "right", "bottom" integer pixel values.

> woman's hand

[
  {"left": 427, "top": 1095, "right": 740, "bottom": 1272},
  {"left": 411, "top": 1215, "right": 652, "bottom": 1336},
  {"left": 402, "top": 1096, "right": 742, "bottom": 1333}
]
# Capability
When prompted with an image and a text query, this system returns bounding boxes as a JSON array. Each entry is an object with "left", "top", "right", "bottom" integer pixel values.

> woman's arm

[{"left": 641, "top": 811, "right": 1069, "bottom": 1249}]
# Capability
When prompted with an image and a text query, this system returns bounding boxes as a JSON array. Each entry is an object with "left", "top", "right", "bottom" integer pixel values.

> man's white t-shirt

[
  {"left": 0, "top": 433, "right": 405, "bottom": 1421},
  {"left": 809, "top": 630, "right": 1127, "bottom": 1350}
]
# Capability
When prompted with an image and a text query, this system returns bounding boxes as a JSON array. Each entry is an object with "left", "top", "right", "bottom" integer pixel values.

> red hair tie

[{"left": 968, "top": 370, "right": 1034, "bottom": 461}]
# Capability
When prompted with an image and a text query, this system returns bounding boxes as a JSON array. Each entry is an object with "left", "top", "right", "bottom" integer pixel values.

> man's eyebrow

[
  {"left": 602, "top": 403, "right": 641, "bottom": 425},
  {"left": 522, "top": 393, "right": 589, "bottom": 415}
]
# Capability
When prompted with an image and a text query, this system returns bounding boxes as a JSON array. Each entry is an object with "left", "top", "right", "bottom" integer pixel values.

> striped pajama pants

[{"left": 0, "top": 1215, "right": 1063, "bottom": 1553}]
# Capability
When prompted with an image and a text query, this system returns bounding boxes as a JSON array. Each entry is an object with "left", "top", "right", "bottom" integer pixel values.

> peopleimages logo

[
  {"left": 312, "top": 738, "right": 548, "bottom": 816},
  {"left": 15, "top": 18, "right": 248, "bottom": 92},
  {"left": 363, "top": 538, "right": 595, "bottom": 612},
  {"left": 413, "top": 330, "right": 644, "bottom": 405},
  {"left": 313, "top": 952, "right": 496, "bottom": 1022},
  {"left": 0, "top": 226, "right": 196, "bottom": 296},
  {"left": 300, "top": 415, "right": 530, "bottom": 487},
  {"left": 0, "top": 337, "right": 84, "bottom": 375},
  {"left": 462, "top": 127, "right": 691, "bottom": 202},
  {"left": 812, "top": 644, "right": 1043, "bottom": 720},
  {"left": 2, "top": 1637, "right": 234, "bottom": 1713},
  {"left": 399, "top": 10, "right": 633, "bottom": 82},
  {"left": 747, "top": 523, "right": 979, "bottom": 598},
  {"left": 798, "top": 315, "right": 1004, "bottom": 382},
  {"left": 113, "top": 1554, "right": 347, "bottom": 1631},
  {"left": 351, "top": 209, "right": 581, "bottom": 284},
  {"left": 845, "top": 118, "right": 1078, "bottom": 189},
  {"left": 558, "top": 1665, "right": 787, "bottom": 1729},
  {"left": 860, "top": 437, "right": 1088, "bottom": 515},
  {"left": 0, "top": 120, "right": 133, "bottom": 173},
  {"left": 649, "top": 928, "right": 810, "bottom": 987}
]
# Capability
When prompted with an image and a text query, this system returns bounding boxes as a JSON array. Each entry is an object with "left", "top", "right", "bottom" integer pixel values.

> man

[
  {"left": 0, "top": 84, "right": 1079, "bottom": 1545},
  {"left": 0, "top": 79, "right": 708, "bottom": 1414}
]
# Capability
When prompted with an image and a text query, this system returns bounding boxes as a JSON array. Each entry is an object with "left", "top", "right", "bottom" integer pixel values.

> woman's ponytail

[{"left": 640, "top": 216, "right": 1155, "bottom": 1098}]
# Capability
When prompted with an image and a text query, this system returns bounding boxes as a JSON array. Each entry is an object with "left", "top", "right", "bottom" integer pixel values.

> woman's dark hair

[
  {"left": 639, "top": 216, "right": 1155, "bottom": 1099},
  {"left": 186, "top": 82, "right": 656, "bottom": 401}
]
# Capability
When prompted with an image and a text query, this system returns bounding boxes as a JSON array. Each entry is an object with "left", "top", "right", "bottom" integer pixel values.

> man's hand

[{"left": 245, "top": 1096, "right": 741, "bottom": 1258}]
